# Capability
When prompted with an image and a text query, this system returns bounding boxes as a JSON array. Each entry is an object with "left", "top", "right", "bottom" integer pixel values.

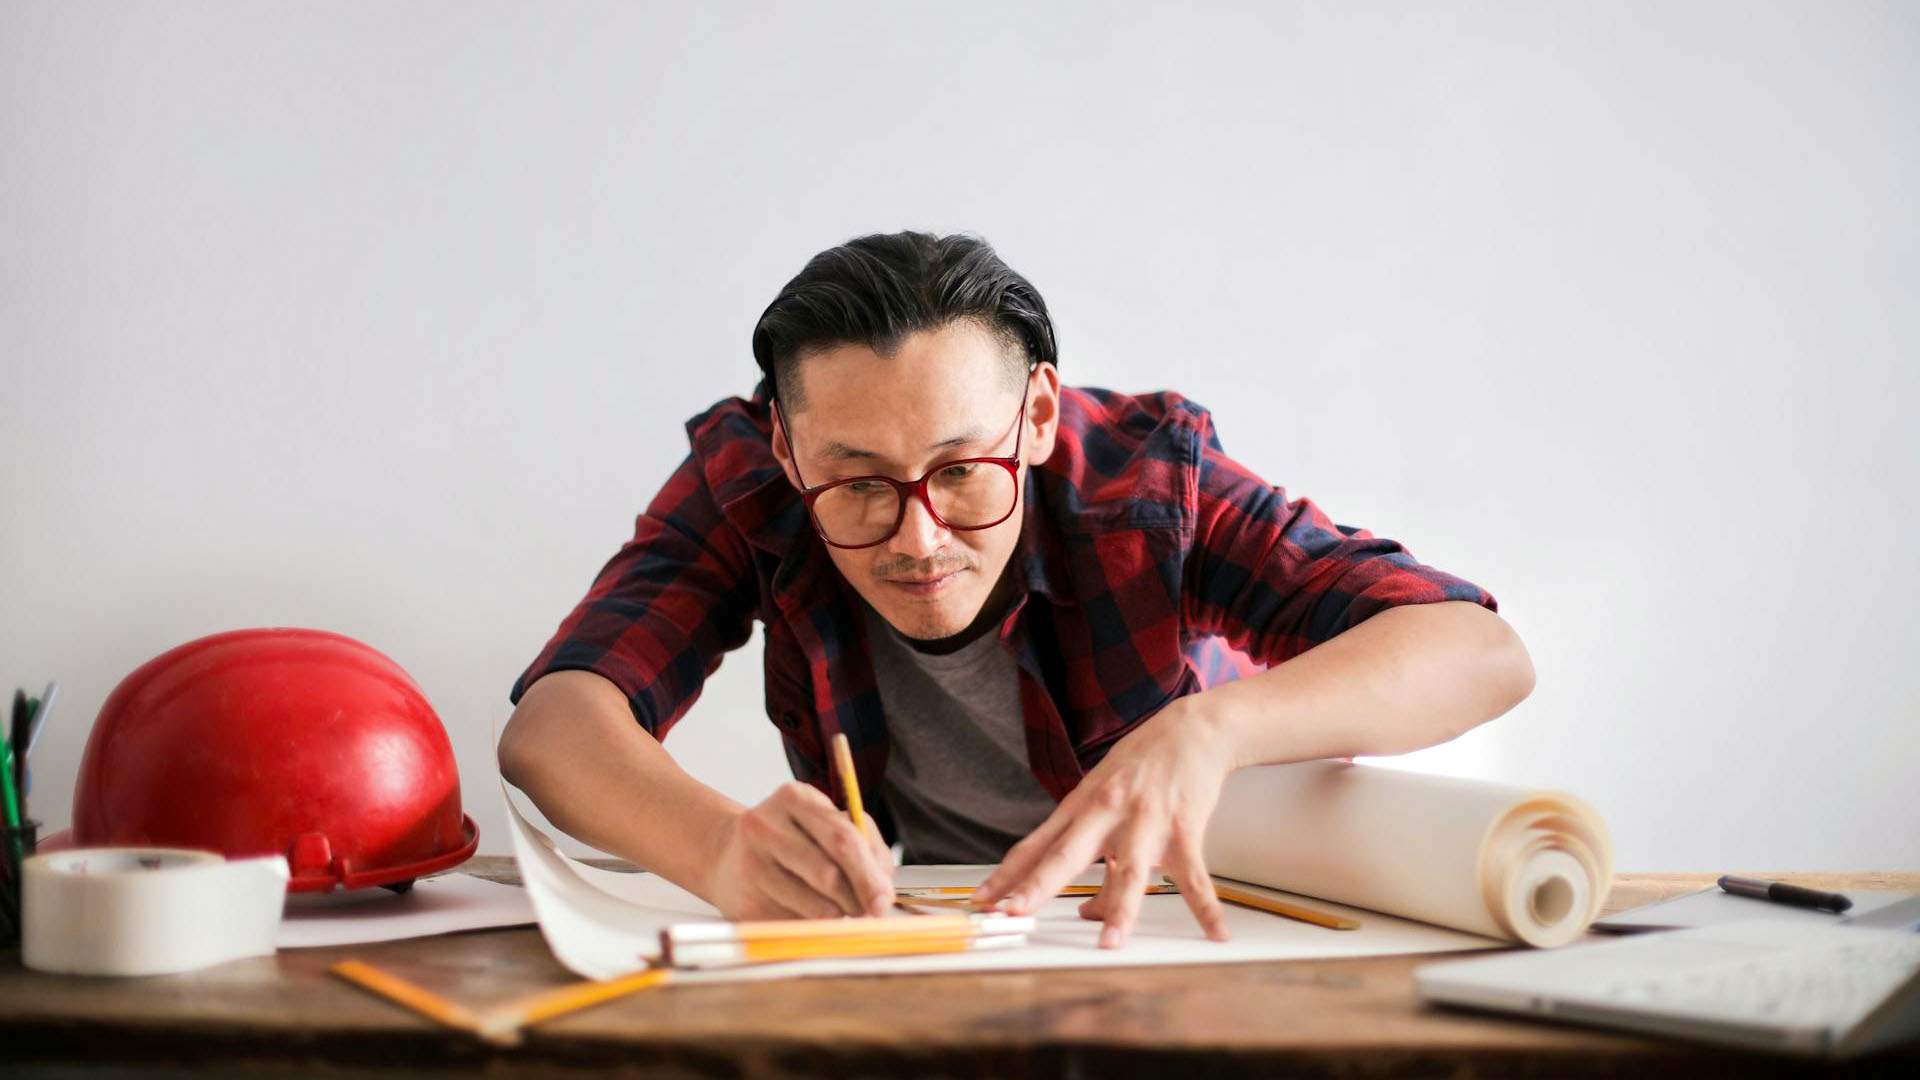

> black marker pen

[{"left": 1718, "top": 875, "right": 1853, "bottom": 914}]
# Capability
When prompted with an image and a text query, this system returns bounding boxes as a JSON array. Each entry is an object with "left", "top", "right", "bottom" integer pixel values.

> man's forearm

[
  {"left": 1189, "top": 600, "right": 1535, "bottom": 767},
  {"left": 497, "top": 670, "right": 744, "bottom": 898}
]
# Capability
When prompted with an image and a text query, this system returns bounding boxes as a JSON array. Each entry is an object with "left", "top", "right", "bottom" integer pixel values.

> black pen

[{"left": 1718, "top": 874, "right": 1853, "bottom": 914}]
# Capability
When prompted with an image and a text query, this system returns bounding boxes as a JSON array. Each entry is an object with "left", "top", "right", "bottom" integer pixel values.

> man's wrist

[
  {"left": 693, "top": 804, "right": 746, "bottom": 901},
  {"left": 1157, "top": 691, "right": 1256, "bottom": 774}
]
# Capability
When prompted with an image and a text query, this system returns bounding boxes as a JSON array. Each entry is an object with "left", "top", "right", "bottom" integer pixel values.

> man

[{"left": 498, "top": 231, "right": 1534, "bottom": 948}]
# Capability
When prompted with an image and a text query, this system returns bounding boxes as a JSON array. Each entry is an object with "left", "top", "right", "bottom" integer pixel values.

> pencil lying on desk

[
  {"left": 895, "top": 894, "right": 1013, "bottom": 911},
  {"left": 1211, "top": 882, "right": 1361, "bottom": 931},
  {"left": 475, "top": 965, "right": 673, "bottom": 1045},
  {"left": 897, "top": 883, "right": 1180, "bottom": 904},
  {"left": 664, "top": 912, "right": 1032, "bottom": 944},
  {"left": 330, "top": 960, "right": 484, "bottom": 1033}
]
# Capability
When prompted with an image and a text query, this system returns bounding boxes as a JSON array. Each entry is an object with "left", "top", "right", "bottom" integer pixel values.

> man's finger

[
  {"left": 975, "top": 809, "right": 1073, "bottom": 898},
  {"left": 1167, "top": 832, "right": 1230, "bottom": 942},
  {"left": 862, "top": 817, "right": 893, "bottom": 866},
  {"left": 757, "top": 854, "right": 843, "bottom": 920},
  {"left": 765, "top": 811, "right": 864, "bottom": 916},
  {"left": 1077, "top": 885, "right": 1108, "bottom": 922},
  {"left": 1075, "top": 857, "right": 1120, "bottom": 922},
  {"left": 995, "top": 815, "right": 1114, "bottom": 916},
  {"left": 791, "top": 801, "right": 893, "bottom": 916},
  {"left": 863, "top": 824, "right": 897, "bottom": 899},
  {"left": 971, "top": 806, "right": 1076, "bottom": 905},
  {"left": 1095, "top": 828, "right": 1163, "bottom": 949}
]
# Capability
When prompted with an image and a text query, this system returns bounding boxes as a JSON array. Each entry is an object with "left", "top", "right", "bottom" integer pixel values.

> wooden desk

[{"left": 3, "top": 863, "right": 1914, "bottom": 1078}]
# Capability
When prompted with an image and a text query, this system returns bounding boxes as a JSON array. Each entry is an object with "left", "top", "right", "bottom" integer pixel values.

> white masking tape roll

[{"left": 22, "top": 848, "right": 291, "bottom": 976}]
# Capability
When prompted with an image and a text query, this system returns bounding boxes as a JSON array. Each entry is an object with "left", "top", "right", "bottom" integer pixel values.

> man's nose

[{"left": 888, "top": 490, "right": 949, "bottom": 560}]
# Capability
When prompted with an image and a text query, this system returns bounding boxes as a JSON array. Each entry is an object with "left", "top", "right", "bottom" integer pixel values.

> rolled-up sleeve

[
  {"left": 509, "top": 451, "right": 760, "bottom": 739},
  {"left": 1182, "top": 414, "right": 1495, "bottom": 667}
]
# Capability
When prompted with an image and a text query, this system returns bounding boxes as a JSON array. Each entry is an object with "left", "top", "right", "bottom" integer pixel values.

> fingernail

[
  {"left": 1005, "top": 892, "right": 1026, "bottom": 912},
  {"left": 1100, "top": 925, "right": 1122, "bottom": 949}
]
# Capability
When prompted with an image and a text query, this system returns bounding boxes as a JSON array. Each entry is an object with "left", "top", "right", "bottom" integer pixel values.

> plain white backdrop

[{"left": 2, "top": 1, "right": 1914, "bottom": 870}]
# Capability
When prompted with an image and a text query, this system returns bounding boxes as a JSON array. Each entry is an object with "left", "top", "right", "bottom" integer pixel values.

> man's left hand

[{"left": 969, "top": 700, "right": 1235, "bottom": 948}]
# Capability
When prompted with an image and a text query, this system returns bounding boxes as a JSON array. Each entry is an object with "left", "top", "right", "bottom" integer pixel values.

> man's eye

[
  {"left": 844, "top": 481, "right": 887, "bottom": 494},
  {"left": 939, "top": 463, "right": 978, "bottom": 480}
]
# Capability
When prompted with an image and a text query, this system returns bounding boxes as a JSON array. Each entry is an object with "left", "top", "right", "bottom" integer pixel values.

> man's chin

[
  {"left": 870, "top": 589, "right": 982, "bottom": 642},
  {"left": 880, "top": 603, "right": 972, "bottom": 642}
]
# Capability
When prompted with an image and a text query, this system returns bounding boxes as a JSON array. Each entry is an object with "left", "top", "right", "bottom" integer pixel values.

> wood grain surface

[{"left": 2, "top": 859, "right": 1914, "bottom": 1078}]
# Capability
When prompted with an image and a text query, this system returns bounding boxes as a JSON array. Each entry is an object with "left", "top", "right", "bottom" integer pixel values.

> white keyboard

[
  {"left": 1417, "top": 919, "right": 1920, "bottom": 1057},
  {"left": 1588, "top": 930, "right": 1920, "bottom": 1028}
]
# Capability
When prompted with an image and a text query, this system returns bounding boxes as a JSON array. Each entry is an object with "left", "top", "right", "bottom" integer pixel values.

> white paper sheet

[
  {"left": 501, "top": 778, "right": 1501, "bottom": 981},
  {"left": 276, "top": 872, "right": 537, "bottom": 949}
]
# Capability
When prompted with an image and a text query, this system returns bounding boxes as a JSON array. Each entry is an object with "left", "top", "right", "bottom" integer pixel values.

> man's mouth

[{"left": 886, "top": 570, "right": 964, "bottom": 596}]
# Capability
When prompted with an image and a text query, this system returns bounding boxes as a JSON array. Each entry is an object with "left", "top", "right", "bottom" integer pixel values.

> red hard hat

[{"left": 71, "top": 627, "right": 477, "bottom": 892}]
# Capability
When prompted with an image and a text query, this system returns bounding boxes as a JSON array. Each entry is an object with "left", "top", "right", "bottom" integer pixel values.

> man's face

[{"left": 770, "top": 321, "right": 1059, "bottom": 644}]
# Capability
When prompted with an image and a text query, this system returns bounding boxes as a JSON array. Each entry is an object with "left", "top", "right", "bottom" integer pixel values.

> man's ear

[
  {"left": 1026, "top": 363, "right": 1062, "bottom": 465},
  {"left": 768, "top": 402, "right": 803, "bottom": 490}
]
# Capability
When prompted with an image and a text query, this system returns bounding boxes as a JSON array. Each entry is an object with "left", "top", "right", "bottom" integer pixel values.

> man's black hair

[{"left": 750, "top": 231, "right": 1058, "bottom": 409}]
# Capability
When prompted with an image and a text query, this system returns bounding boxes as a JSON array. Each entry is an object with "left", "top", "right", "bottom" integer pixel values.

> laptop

[{"left": 1415, "top": 920, "right": 1920, "bottom": 1059}]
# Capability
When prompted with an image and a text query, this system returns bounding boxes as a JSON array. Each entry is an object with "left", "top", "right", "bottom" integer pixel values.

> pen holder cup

[
  {"left": 6, "top": 819, "right": 39, "bottom": 857},
  {"left": 2, "top": 819, "right": 38, "bottom": 949}
]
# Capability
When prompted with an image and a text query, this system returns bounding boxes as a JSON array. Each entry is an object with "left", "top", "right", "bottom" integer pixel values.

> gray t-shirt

[{"left": 859, "top": 600, "right": 1059, "bottom": 865}]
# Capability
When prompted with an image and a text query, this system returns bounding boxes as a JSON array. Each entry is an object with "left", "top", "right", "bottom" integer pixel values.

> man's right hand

[{"left": 704, "top": 781, "right": 895, "bottom": 920}]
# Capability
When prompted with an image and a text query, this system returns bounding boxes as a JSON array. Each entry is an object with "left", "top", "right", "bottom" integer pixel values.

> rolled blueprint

[{"left": 1203, "top": 761, "right": 1613, "bottom": 947}]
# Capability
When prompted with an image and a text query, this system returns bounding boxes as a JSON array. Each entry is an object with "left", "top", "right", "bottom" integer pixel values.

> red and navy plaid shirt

[{"left": 511, "top": 379, "right": 1496, "bottom": 842}]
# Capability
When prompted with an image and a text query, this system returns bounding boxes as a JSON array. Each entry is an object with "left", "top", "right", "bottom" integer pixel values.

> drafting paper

[
  {"left": 501, "top": 778, "right": 1503, "bottom": 981},
  {"left": 277, "top": 872, "right": 537, "bottom": 949}
]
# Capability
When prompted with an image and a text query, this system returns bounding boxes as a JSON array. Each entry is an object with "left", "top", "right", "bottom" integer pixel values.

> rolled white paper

[{"left": 1203, "top": 761, "right": 1613, "bottom": 947}]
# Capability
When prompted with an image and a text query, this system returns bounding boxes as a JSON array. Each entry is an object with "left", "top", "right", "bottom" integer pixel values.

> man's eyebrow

[{"left": 819, "top": 428, "right": 987, "bottom": 463}]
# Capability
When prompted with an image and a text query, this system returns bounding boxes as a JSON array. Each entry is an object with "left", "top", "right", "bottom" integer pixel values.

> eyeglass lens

[{"left": 812, "top": 463, "right": 1017, "bottom": 546}]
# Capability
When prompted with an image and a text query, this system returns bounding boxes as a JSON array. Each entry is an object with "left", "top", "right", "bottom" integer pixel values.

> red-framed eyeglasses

[{"left": 775, "top": 372, "right": 1033, "bottom": 550}]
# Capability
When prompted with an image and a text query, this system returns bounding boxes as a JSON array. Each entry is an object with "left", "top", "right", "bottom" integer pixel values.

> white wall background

[{"left": 2, "top": 1, "right": 1914, "bottom": 871}]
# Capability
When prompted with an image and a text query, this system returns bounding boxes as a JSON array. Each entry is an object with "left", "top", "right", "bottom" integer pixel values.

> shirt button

[{"left": 778, "top": 711, "right": 800, "bottom": 731}]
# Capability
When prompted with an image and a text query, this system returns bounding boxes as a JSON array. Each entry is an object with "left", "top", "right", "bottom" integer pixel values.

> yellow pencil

[
  {"left": 475, "top": 966, "right": 673, "bottom": 1046},
  {"left": 668, "top": 930, "right": 1025, "bottom": 968},
  {"left": 895, "top": 894, "right": 1006, "bottom": 911},
  {"left": 666, "top": 912, "right": 1025, "bottom": 943},
  {"left": 330, "top": 960, "right": 484, "bottom": 1033},
  {"left": 662, "top": 913, "right": 1034, "bottom": 968},
  {"left": 1211, "top": 882, "right": 1361, "bottom": 931},
  {"left": 896, "top": 883, "right": 1180, "bottom": 902},
  {"left": 829, "top": 732, "right": 870, "bottom": 839}
]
